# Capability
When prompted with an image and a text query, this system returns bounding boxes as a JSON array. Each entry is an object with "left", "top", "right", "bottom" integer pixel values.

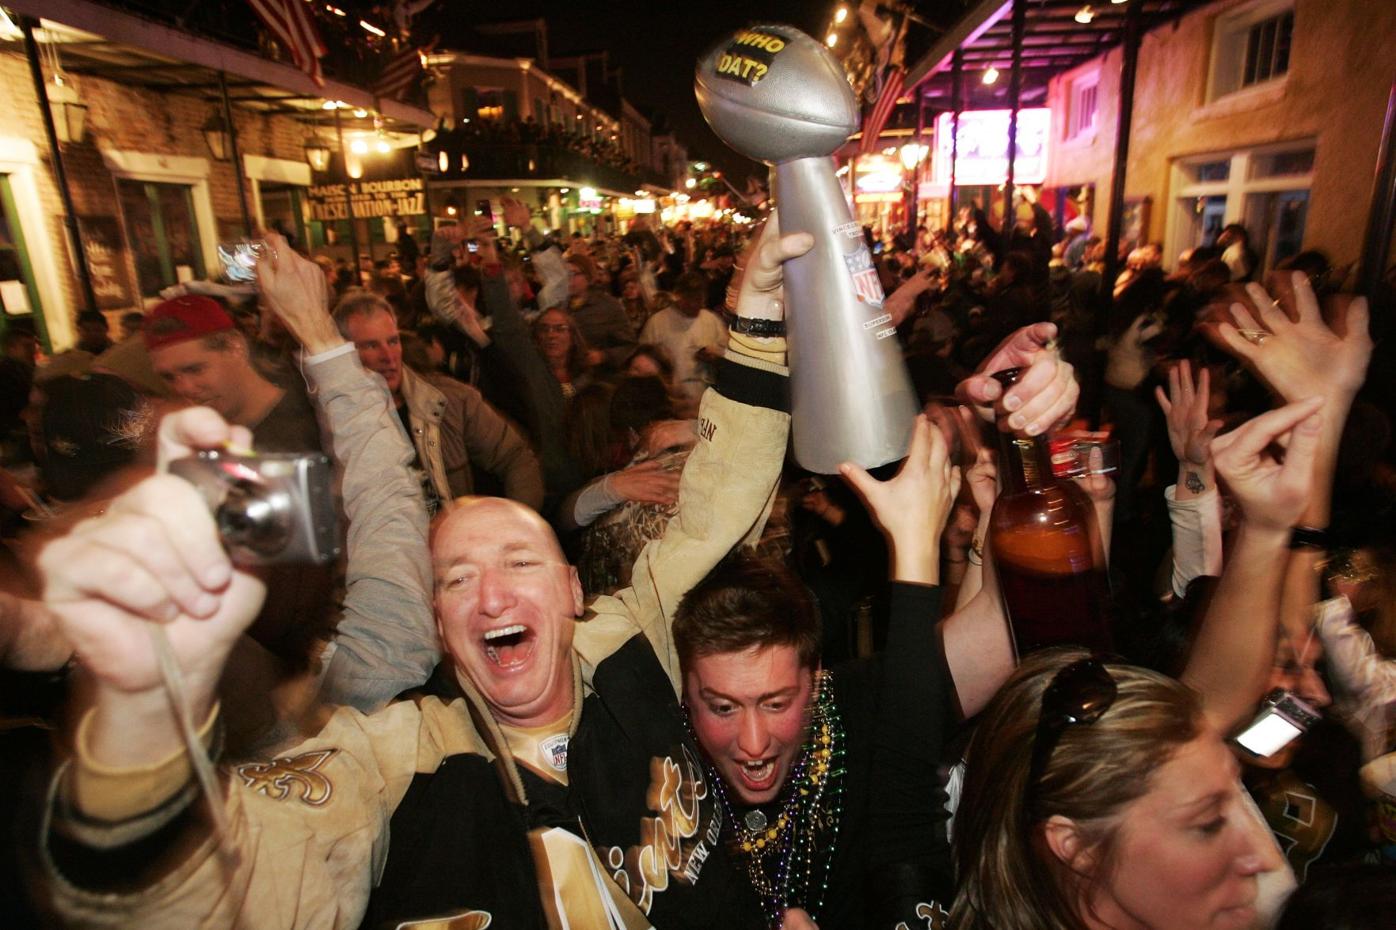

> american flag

[
  {"left": 858, "top": 66, "right": 904, "bottom": 156},
  {"left": 375, "top": 38, "right": 435, "bottom": 101},
  {"left": 248, "top": 0, "right": 327, "bottom": 86}
]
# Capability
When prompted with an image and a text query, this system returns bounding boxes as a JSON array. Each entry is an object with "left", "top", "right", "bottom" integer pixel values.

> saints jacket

[{"left": 43, "top": 344, "right": 791, "bottom": 929}]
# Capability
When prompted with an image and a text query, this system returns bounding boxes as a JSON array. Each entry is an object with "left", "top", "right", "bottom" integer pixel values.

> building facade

[
  {"left": 422, "top": 50, "right": 675, "bottom": 237},
  {"left": 1045, "top": 0, "right": 1394, "bottom": 271},
  {"left": 0, "top": 0, "right": 434, "bottom": 350}
]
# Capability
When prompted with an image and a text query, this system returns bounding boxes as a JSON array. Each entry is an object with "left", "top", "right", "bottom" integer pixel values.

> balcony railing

[
  {"left": 439, "top": 142, "right": 670, "bottom": 193},
  {"left": 72, "top": 0, "right": 417, "bottom": 97}
]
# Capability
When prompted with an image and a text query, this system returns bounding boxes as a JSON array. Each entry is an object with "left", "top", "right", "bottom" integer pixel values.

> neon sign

[{"left": 934, "top": 108, "right": 1051, "bottom": 186}]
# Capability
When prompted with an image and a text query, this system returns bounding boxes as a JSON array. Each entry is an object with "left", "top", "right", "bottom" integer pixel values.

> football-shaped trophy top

[{"left": 695, "top": 25, "right": 859, "bottom": 164}]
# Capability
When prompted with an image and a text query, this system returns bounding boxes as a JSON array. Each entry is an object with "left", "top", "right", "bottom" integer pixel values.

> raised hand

[
  {"left": 952, "top": 405, "right": 998, "bottom": 517},
  {"left": 1155, "top": 360, "right": 1222, "bottom": 491},
  {"left": 884, "top": 268, "right": 935, "bottom": 327},
  {"left": 499, "top": 195, "right": 532, "bottom": 229},
  {"left": 1210, "top": 396, "right": 1324, "bottom": 533},
  {"left": 255, "top": 231, "right": 342, "bottom": 354},
  {"left": 733, "top": 210, "right": 814, "bottom": 325},
  {"left": 1213, "top": 271, "right": 1372, "bottom": 406},
  {"left": 955, "top": 322, "right": 1078, "bottom": 435},
  {"left": 840, "top": 414, "right": 963, "bottom": 584},
  {"left": 963, "top": 446, "right": 999, "bottom": 518},
  {"left": 1072, "top": 446, "right": 1117, "bottom": 504},
  {"left": 40, "top": 409, "right": 268, "bottom": 767}
]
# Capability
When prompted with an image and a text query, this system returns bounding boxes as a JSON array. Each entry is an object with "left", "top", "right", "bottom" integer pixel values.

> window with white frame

[
  {"left": 1166, "top": 141, "right": 1315, "bottom": 275},
  {"left": 1066, "top": 71, "right": 1099, "bottom": 140},
  {"left": 1208, "top": 0, "right": 1295, "bottom": 101}
]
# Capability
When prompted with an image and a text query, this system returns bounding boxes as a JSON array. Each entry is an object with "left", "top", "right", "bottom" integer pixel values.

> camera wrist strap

[{"left": 148, "top": 620, "right": 233, "bottom": 852}]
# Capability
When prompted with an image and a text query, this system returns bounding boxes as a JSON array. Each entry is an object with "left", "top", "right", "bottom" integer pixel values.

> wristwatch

[{"left": 727, "top": 315, "right": 785, "bottom": 337}]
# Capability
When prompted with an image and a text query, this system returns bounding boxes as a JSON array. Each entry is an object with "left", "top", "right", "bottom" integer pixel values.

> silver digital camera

[
  {"left": 1233, "top": 688, "right": 1322, "bottom": 758},
  {"left": 170, "top": 450, "right": 340, "bottom": 566}
]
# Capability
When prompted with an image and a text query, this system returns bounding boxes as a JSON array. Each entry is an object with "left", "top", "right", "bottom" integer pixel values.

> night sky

[{"left": 436, "top": 0, "right": 836, "bottom": 181}]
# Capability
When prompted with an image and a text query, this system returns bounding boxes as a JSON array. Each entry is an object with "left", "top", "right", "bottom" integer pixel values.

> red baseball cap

[{"left": 144, "top": 296, "right": 235, "bottom": 352}]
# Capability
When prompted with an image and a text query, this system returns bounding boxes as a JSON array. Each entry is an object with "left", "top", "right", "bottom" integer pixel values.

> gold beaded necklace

[{"left": 709, "top": 670, "right": 847, "bottom": 928}]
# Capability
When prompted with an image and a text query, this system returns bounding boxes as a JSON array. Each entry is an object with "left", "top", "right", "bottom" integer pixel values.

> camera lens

[{"left": 218, "top": 481, "right": 293, "bottom": 557}]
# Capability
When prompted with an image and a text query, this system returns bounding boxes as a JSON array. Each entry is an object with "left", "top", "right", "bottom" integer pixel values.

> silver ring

[{"left": 1237, "top": 329, "right": 1268, "bottom": 346}]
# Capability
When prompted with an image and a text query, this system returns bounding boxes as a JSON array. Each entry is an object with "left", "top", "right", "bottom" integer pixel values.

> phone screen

[{"left": 1234, "top": 712, "right": 1303, "bottom": 757}]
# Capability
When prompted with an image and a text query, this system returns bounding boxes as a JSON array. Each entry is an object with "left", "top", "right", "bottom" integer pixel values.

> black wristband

[
  {"left": 727, "top": 315, "right": 786, "bottom": 337},
  {"left": 1288, "top": 525, "right": 1330, "bottom": 551}
]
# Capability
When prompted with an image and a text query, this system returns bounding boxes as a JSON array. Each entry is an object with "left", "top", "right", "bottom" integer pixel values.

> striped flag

[
  {"left": 859, "top": 66, "right": 904, "bottom": 155},
  {"left": 375, "top": 37, "right": 435, "bottom": 101},
  {"left": 248, "top": 0, "right": 327, "bottom": 86}
]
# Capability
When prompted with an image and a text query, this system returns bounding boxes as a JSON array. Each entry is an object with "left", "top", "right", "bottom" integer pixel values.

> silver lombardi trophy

[{"left": 695, "top": 25, "right": 917, "bottom": 473}]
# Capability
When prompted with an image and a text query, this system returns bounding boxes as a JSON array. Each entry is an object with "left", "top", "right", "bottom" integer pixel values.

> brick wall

[{"left": 1, "top": 51, "right": 315, "bottom": 343}]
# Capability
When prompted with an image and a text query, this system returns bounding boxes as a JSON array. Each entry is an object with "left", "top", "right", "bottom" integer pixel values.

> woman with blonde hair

[{"left": 952, "top": 652, "right": 1276, "bottom": 930}]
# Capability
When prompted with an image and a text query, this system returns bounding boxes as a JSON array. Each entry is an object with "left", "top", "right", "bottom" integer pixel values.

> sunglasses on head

[{"left": 1025, "top": 657, "right": 1118, "bottom": 817}]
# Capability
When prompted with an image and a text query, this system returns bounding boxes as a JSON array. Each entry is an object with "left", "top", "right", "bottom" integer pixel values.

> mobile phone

[
  {"left": 217, "top": 240, "right": 267, "bottom": 285},
  {"left": 1233, "top": 689, "right": 1321, "bottom": 758}
]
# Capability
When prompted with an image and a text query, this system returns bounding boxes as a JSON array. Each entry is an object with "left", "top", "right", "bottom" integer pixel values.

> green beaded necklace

[{"left": 706, "top": 670, "right": 848, "bottom": 928}]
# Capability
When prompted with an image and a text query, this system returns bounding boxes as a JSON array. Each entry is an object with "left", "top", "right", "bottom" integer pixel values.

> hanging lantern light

[
  {"left": 202, "top": 111, "right": 232, "bottom": 161},
  {"left": 48, "top": 79, "right": 88, "bottom": 144},
  {"left": 304, "top": 136, "right": 333, "bottom": 172}
]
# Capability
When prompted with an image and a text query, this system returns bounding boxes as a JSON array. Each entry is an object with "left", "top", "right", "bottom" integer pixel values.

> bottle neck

[{"left": 997, "top": 430, "right": 1054, "bottom": 493}]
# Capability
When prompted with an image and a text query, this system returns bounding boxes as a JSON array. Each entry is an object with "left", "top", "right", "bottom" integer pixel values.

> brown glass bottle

[{"left": 988, "top": 368, "right": 1113, "bottom": 658}]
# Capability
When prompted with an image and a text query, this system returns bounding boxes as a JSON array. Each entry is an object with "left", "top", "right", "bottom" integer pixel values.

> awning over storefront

[{"left": 907, "top": 0, "right": 1207, "bottom": 104}]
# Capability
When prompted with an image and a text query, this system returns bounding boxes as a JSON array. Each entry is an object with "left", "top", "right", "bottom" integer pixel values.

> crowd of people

[
  {"left": 0, "top": 176, "right": 1394, "bottom": 930},
  {"left": 453, "top": 114, "right": 657, "bottom": 179}
]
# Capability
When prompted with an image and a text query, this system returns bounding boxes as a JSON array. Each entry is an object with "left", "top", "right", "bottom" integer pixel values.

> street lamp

[
  {"left": 304, "top": 137, "right": 333, "bottom": 172},
  {"left": 202, "top": 111, "right": 232, "bottom": 161},
  {"left": 899, "top": 143, "right": 929, "bottom": 171},
  {"left": 48, "top": 79, "right": 88, "bottom": 144}
]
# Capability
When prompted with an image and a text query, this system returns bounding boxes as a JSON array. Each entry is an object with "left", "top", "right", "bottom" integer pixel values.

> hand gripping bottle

[
  {"left": 987, "top": 368, "right": 1113, "bottom": 658},
  {"left": 695, "top": 25, "right": 917, "bottom": 473}
]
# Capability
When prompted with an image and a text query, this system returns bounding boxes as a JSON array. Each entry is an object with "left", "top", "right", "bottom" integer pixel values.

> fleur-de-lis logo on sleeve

[{"left": 235, "top": 749, "right": 338, "bottom": 806}]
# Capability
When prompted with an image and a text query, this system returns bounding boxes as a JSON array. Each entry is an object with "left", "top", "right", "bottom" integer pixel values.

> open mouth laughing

[
  {"left": 736, "top": 757, "right": 779, "bottom": 793},
  {"left": 481, "top": 623, "right": 536, "bottom": 668}
]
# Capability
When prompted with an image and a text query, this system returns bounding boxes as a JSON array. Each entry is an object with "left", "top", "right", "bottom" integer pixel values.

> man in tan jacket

[{"left": 333, "top": 289, "right": 544, "bottom": 513}]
